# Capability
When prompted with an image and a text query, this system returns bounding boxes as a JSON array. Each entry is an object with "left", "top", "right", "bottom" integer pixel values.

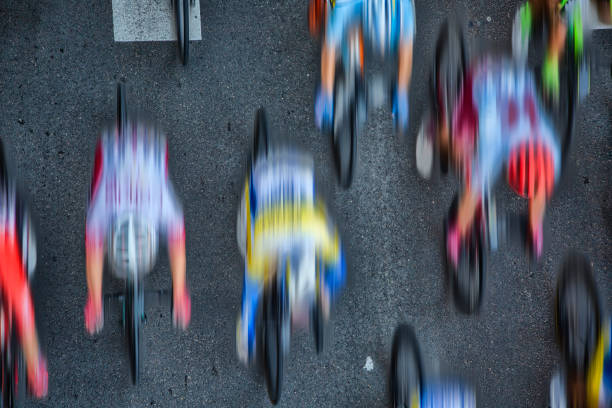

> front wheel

[
  {"left": 331, "top": 68, "right": 358, "bottom": 189},
  {"left": 117, "top": 83, "right": 127, "bottom": 136},
  {"left": 450, "top": 224, "right": 485, "bottom": 314},
  {"left": 390, "top": 324, "right": 423, "bottom": 408},
  {"left": 253, "top": 108, "right": 269, "bottom": 163}
]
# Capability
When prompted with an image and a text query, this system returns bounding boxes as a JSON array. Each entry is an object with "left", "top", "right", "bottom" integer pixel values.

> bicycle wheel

[
  {"left": 11, "top": 335, "right": 25, "bottom": 408},
  {"left": 390, "top": 324, "right": 423, "bottom": 408},
  {"left": 253, "top": 108, "right": 269, "bottom": 163},
  {"left": 262, "top": 279, "right": 285, "bottom": 405},
  {"left": 117, "top": 83, "right": 127, "bottom": 137},
  {"left": 452, "top": 225, "right": 484, "bottom": 314},
  {"left": 432, "top": 20, "right": 467, "bottom": 174},
  {"left": 555, "top": 253, "right": 601, "bottom": 376},
  {"left": 175, "top": 0, "right": 189, "bottom": 65},
  {"left": 126, "top": 280, "right": 143, "bottom": 385},
  {"left": 311, "top": 262, "right": 325, "bottom": 354},
  {"left": 331, "top": 67, "right": 357, "bottom": 189}
]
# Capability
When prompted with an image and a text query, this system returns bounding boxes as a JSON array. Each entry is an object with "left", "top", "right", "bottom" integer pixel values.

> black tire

[
  {"left": 117, "top": 83, "right": 127, "bottom": 137},
  {"left": 432, "top": 20, "right": 467, "bottom": 175},
  {"left": 555, "top": 253, "right": 601, "bottom": 376},
  {"left": 126, "top": 281, "right": 143, "bottom": 385},
  {"left": 262, "top": 280, "right": 285, "bottom": 405},
  {"left": 12, "top": 343, "right": 25, "bottom": 408},
  {"left": 331, "top": 67, "right": 358, "bottom": 189},
  {"left": 390, "top": 324, "right": 423, "bottom": 408},
  {"left": 311, "top": 270, "right": 325, "bottom": 354},
  {"left": 452, "top": 225, "right": 484, "bottom": 314},
  {"left": 175, "top": 0, "right": 189, "bottom": 65},
  {"left": 253, "top": 108, "right": 269, "bottom": 163}
]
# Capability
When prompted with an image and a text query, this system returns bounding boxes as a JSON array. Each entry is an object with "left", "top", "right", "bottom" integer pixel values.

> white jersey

[{"left": 86, "top": 121, "right": 184, "bottom": 248}]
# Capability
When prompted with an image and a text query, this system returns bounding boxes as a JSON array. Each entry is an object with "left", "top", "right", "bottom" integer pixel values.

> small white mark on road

[
  {"left": 112, "top": 0, "right": 202, "bottom": 42},
  {"left": 363, "top": 356, "right": 374, "bottom": 371}
]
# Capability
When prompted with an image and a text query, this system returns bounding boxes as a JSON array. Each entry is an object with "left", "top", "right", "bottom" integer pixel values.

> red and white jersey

[{"left": 86, "top": 122, "right": 184, "bottom": 248}]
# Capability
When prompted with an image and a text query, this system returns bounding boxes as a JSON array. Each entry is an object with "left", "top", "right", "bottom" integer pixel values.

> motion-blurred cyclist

[
  {"left": 84, "top": 119, "right": 191, "bottom": 334},
  {"left": 514, "top": 0, "right": 612, "bottom": 99},
  {"left": 315, "top": 0, "right": 416, "bottom": 133},
  {"left": 551, "top": 253, "right": 611, "bottom": 408},
  {"left": 0, "top": 139, "right": 48, "bottom": 398},
  {"left": 444, "top": 56, "right": 561, "bottom": 266},
  {"left": 236, "top": 145, "right": 346, "bottom": 364}
]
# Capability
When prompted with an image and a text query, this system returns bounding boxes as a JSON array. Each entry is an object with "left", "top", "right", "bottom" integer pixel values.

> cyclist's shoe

[
  {"left": 392, "top": 87, "right": 410, "bottom": 134},
  {"left": 236, "top": 317, "right": 255, "bottom": 365},
  {"left": 84, "top": 294, "right": 103, "bottom": 335},
  {"left": 446, "top": 222, "right": 461, "bottom": 269},
  {"left": 528, "top": 219, "right": 543, "bottom": 260},
  {"left": 172, "top": 286, "right": 191, "bottom": 330},
  {"left": 28, "top": 356, "right": 48, "bottom": 398},
  {"left": 542, "top": 54, "right": 560, "bottom": 102},
  {"left": 315, "top": 85, "right": 333, "bottom": 132}
]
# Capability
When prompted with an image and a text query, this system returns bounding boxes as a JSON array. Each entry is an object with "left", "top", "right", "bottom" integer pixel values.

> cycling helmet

[
  {"left": 555, "top": 253, "right": 602, "bottom": 377},
  {"left": 366, "top": 0, "right": 398, "bottom": 53}
]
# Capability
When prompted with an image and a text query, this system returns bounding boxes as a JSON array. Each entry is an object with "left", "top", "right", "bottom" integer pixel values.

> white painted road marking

[
  {"left": 112, "top": 0, "right": 202, "bottom": 42},
  {"left": 363, "top": 356, "right": 374, "bottom": 371}
]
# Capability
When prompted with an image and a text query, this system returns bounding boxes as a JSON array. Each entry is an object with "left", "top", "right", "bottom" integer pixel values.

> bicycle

[
  {"left": 173, "top": 0, "right": 194, "bottom": 65},
  {"left": 417, "top": 20, "right": 576, "bottom": 314},
  {"left": 250, "top": 109, "right": 332, "bottom": 404},
  {"left": 103, "top": 84, "right": 171, "bottom": 385},
  {"left": 390, "top": 324, "right": 476, "bottom": 408}
]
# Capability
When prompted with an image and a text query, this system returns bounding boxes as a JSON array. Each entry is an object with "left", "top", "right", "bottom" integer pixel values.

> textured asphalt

[{"left": 0, "top": 0, "right": 610, "bottom": 407}]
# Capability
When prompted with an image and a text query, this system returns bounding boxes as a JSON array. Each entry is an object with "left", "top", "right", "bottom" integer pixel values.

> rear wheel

[
  {"left": 390, "top": 324, "right": 423, "bottom": 408},
  {"left": 262, "top": 279, "right": 285, "bottom": 405},
  {"left": 253, "top": 108, "right": 269, "bottom": 163},
  {"left": 175, "top": 0, "right": 190, "bottom": 65},
  {"left": 331, "top": 67, "right": 358, "bottom": 189}
]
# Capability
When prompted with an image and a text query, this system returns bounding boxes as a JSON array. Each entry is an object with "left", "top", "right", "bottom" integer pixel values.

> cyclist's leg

[
  {"left": 85, "top": 234, "right": 104, "bottom": 334},
  {"left": 169, "top": 230, "right": 190, "bottom": 329},
  {"left": 394, "top": 0, "right": 416, "bottom": 130},
  {"left": 317, "top": 2, "right": 364, "bottom": 128}
]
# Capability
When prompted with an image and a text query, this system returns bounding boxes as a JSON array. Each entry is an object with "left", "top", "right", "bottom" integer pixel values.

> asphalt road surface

[{"left": 1, "top": 0, "right": 610, "bottom": 407}]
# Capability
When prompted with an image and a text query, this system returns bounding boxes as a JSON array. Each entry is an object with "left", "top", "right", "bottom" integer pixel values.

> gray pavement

[{"left": 0, "top": 0, "right": 610, "bottom": 407}]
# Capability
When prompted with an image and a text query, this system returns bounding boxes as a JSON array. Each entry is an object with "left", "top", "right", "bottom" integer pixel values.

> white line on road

[{"left": 112, "top": 0, "right": 202, "bottom": 42}]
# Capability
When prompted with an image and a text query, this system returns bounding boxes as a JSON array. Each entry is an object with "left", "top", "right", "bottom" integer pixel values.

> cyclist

[
  {"left": 514, "top": 0, "right": 612, "bottom": 99},
  {"left": 84, "top": 119, "right": 191, "bottom": 334},
  {"left": 236, "top": 144, "right": 346, "bottom": 364},
  {"left": 551, "top": 253, "right": 611, "bottom": 408},
  {"left": 0, "top": 139, "right": 48, "bottom": 398},
  {"left": 315, "top": 0, "right": 416, "bottom": 134},
  {"left": 444, "top": 56, "right": 561, "bottom": 267}
]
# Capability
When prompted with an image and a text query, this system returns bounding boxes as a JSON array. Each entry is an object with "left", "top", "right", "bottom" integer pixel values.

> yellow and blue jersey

[{"left": 236, "top": 149, "right": 345, "bottom": 361}]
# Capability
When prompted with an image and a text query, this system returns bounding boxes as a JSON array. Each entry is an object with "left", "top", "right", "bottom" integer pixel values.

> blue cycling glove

[
  {"left": 393, "top": 87, "right": 410, "bottom": 133},
  {"left": 315, "top": 85, "right": 333, "bottom": 131}
]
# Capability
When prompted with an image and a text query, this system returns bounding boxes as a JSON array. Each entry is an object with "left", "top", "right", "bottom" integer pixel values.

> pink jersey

[{"left": 86, "top": 122, "right": 184, "bottom": 249}]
